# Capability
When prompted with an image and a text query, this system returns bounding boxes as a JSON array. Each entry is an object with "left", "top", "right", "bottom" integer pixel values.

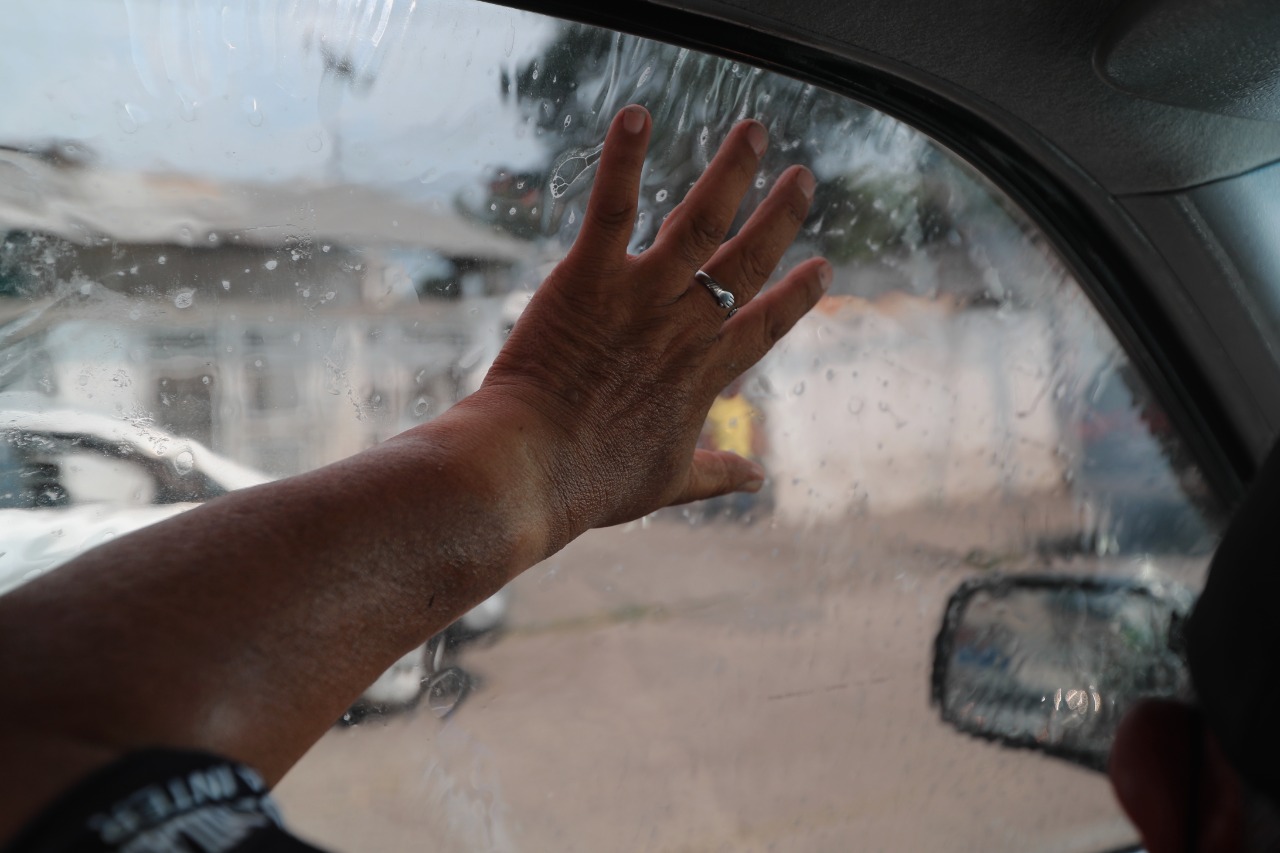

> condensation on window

[{"left": 0, "top": 1, "right": 1220, "bottom": 851}]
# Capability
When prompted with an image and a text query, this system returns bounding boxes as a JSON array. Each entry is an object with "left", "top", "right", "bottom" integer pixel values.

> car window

[{"left": 0, "top": 1, "right": 1221, "bottom": 850}]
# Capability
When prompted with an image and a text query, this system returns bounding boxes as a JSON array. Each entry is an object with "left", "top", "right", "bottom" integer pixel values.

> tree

[{"left": 463, "top": 21, "right": 1010, "bottom": 297}]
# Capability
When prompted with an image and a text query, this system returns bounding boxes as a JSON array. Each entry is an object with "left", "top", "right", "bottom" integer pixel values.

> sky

[{"left": 0, "top": 0, "right": 557, "bottom": 201}]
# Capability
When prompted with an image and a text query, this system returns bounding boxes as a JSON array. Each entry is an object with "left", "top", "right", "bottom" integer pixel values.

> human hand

[{"left": 476, "top": 104, "right": 830, "bottom": 548}]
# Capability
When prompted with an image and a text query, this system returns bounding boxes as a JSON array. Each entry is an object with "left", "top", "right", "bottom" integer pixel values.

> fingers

[
  {"left": 570, "top": 105, "right": 652, "bottom": 270},
  {"left": 701, "top": 165, "right": 816, "bottom": 306},
  {"left": 648, "top": 120, "right": 770, "bottom": 278},
  {"left": 709, "top": 257, "right": 832, "bottom": 388},
  {"left": 670, "top": 449, "right": 765, "bottom": 505}
]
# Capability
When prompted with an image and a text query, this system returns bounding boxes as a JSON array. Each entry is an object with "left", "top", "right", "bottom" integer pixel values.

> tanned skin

[{"left": 0, "top": 105, "right": 831, "bottom": 842}]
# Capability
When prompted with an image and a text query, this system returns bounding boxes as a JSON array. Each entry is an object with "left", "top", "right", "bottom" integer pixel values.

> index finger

[
  {"left": 646, "top": 120, "right": 770, "bottom": 282},
  {"left": 568, "top": 105, "right": 652, "bottom": 271}
]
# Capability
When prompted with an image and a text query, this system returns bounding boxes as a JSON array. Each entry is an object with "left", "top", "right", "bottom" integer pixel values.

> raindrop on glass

[
  {"left": 244, "top": 96, "right": 264, "bottom": 127},
  {"left": 115, "top": 102, "right": 143, "bottom": 134}
]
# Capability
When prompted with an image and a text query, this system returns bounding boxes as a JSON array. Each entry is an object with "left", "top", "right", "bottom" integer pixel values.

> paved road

[{"left": 273, "top": 508, "right": 1163, "bottom": 852}]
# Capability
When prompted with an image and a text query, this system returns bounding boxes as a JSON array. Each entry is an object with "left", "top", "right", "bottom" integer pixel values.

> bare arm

[{"left": 0, "top": 105, "right": 829, "bottom": 838}]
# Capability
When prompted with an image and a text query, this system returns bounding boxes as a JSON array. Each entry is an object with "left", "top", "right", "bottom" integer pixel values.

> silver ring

[{"left": 695, "top": 270, "right": 737, "bottom": 319}]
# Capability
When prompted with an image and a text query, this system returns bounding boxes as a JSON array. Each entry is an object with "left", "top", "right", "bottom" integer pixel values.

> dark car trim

[{"left": 493, "top": 0, "right": 1252, "bottom": 506}]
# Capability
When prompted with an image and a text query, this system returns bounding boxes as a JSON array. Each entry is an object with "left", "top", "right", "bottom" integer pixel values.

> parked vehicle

[{"left": 0, "top": 396, "right": 506, "bottom": 714}]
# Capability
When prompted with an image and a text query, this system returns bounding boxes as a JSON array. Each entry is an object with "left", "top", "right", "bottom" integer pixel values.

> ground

[{"left": 273, "top": 502, "right": 1197, "bottom": 852}]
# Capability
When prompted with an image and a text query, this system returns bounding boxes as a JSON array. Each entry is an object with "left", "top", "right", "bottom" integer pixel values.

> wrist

[{"left": 393, "top": 390, "right": 568, "bottom": 574}]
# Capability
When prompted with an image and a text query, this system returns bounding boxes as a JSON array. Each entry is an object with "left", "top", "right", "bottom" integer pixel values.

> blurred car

[
  {"left": 1066, "top": 363, "right": 1219, "bottom": 556},
  {"left": 0, "top": 394, "right": 506, "bottom": 713}
]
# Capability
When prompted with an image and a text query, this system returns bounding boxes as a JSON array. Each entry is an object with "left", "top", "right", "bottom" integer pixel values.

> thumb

[{"left": 671, "top": 450, "right": 765, "bottom": 506}]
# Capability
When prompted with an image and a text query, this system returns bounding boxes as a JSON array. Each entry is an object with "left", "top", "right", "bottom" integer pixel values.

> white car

[{"left": 0, "top": 396, "right": 506, "bottom": 714}]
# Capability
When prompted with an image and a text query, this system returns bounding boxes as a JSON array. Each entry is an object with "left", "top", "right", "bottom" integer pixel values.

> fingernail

[
  {"left": 746, "top": 122, "right": 768, "bottom": 157},
  {"left": 796, "top": 168, "right": 816, "bottom": 200},
  {"left": 622, "top": 106, "right": 647, "bottom": 134},
  {"left": 743, "top": 476, "right": 765, "bottom": 493},
  {"left": 818, "top": 261, "right": 833, "bottom": 291}
]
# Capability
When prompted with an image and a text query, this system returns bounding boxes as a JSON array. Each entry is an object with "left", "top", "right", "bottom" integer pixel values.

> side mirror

[{"left": 930, "top": 574, "right": 1194, "bottom": 771}]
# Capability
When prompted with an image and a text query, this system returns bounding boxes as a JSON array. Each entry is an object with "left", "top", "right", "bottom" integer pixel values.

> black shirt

[{"left": 5, "top": 751, "right": 324, "bottom": 853}]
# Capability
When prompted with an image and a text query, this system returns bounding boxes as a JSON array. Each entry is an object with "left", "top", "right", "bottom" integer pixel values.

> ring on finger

[{"left": 695, "top": 270, "right": 737, "bottom": 319}]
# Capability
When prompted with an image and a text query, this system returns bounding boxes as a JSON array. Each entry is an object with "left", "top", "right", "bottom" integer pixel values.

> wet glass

[
  {"left": 0, "top": 1, "right": 1222, "bottom": 850},
  {"left": 934, "top": 575, "right": 1194, "bottom": 771}
]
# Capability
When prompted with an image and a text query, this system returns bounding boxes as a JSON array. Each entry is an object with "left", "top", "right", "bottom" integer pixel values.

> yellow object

[{"left": 706, "top": 394, "right": 756, "bottom": 458}]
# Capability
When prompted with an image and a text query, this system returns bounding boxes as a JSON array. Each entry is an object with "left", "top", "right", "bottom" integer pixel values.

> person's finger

[
  {"left": 646, "top": 120, "right": 769, "bottom": 283},
  {"left": 707, "top": 257, "right": 831, "bottom": 387},
  {"left": 699, "top": 165, "right": 816, "bottom": 308},
  {"left": 568, "top": 105, "right": 652, "bottom": 271},
  {"left": 669, "top": 449, "right": 765, "bottom": 505}
]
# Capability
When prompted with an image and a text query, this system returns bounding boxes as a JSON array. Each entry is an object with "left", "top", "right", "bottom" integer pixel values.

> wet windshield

[{"left": 1, "top": 1, "right": 1220, "bottom": 849}]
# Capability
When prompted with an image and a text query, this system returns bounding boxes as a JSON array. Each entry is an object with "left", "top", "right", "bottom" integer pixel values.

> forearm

[{"left": 0, "top": 393, "right": 555, "bottom": 782}]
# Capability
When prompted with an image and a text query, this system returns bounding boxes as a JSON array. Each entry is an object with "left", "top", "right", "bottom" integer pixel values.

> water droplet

[
  {"left": 174, "top": 450, "right": 195, "bottom": 475},
  {"left": 419, "top": 168, "right": 438, "bottom": 185},
  {"left": 201, "top": 375, "right": 211, "bottom": 385},
  {"left": 264, "top": 259, "right": 278, "bottom": 271},
  {"left": 655, "top": 189, "right": 668, "bottom": 202},
  {"left": 792, "top": 381, "right": 806, "bottom": 396},
  {"left": 413, "top": 396, "right": 434, "bottom": 418},
  {"left": 549, "top": 144, "right": 604, "bottom": 199},
  {"left": 563, "top": 114, "right": 572, "bottom": 129},
  {"left": 173, "top": 289, "right": 195, "bottom": 309},
  {"left": 157, "top": 255, "right": 167, "bottom": 265},
  {"left": 243, "top": 96, "right": 264, "bottom": 127},
  {"left": 755, "top": 176, "right": 767, "bottom": 189},
  {"left": 115, "top": 102, "right": 144, "bottom": 134},
  {"left": 306, "top": 132, "right": 324, "bottom": 153},
  {"left": 322, "top": 245, "right": 332, "bottom": 253},
  {"left": 221, "top": 280, "right": 231, "bottom": 290}
]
